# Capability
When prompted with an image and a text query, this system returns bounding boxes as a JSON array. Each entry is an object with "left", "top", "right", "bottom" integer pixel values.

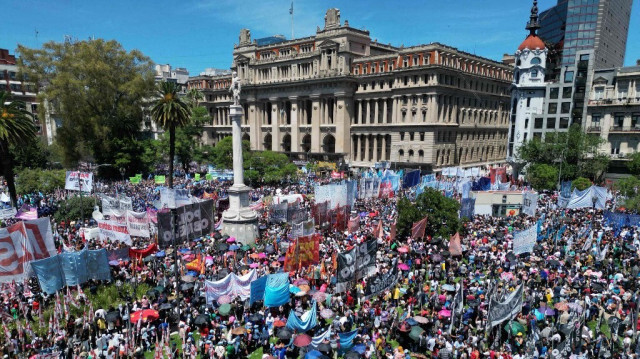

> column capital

[{"left": 309, "top": 94, "right": 322, "bottom": 99}]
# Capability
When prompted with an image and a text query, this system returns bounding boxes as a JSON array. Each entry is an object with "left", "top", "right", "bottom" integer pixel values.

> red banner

[
  {"left": 411, "top": 216, "right": 428, "bottom": 240},
  {"left": 449, "top": 232, "right": 462, "bottom": 256},
  {"left": 284, "top": 234, "right": 320, "bottom": 272},
  {"left": 129, "top": 243, "right": 158, "bottom": 261}
]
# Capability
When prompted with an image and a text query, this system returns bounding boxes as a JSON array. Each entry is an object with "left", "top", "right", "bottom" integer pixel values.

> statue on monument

[
  {"left": 229, "top": 71, "right": 241, "bottom": 106},
  {"left": 239, "top": 28, "right": 251, "bottom": 45}
]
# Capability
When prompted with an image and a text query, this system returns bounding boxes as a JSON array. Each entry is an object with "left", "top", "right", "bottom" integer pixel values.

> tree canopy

[
  {"left": 518, "top": 124, "right": 609, "bottom": 182},
  {"left": 526, "top": 164, "right": 558, "bottom": 191},
  {"left": 17, "top": 39, "right": 155, "bottom": 169},
  {"left": 397, "top": 188, "right": 461, "bottom": 240}
]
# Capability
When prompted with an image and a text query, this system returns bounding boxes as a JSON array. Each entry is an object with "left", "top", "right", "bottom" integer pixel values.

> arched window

[
  {"left": 530, "top": 57, "right": 541, "bottom": 65},
  {"left": 399, "top": 149, "right": 404, "bottom": 160}
]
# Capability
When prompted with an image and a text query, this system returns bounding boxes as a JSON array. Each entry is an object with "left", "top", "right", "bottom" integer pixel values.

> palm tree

[
  {"left": 151, "top": 81, "right": 191, "bottom": 188},
  {"left": 0, "top": 91, "right": 37, "bottom": 208},
  {"left": 186, "top": 88, "right": 204, "bottom": 108}
]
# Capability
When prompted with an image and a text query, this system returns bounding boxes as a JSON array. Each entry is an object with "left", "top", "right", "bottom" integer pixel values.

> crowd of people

[{"left": 0, "top": 172, "right": 638, "bottom": 359}]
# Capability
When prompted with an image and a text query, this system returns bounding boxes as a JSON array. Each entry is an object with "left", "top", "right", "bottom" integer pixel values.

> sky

[{"left": 2, "top": 0, "right": 639, "bottom": 75}]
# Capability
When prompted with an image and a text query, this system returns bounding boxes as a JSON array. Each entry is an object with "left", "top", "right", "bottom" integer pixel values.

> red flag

[
  {"left": 376, "top": 220, "right": 384, "bottom": 239},
  {"left": 411, "top": 216, "right": 428, "bottom": 240},
  {"left": 449, "top": 232, "right": 462, "bottom": 256},
  {"left": 348, "top": 216, "right": 359, "bottom": 233},
  {"left": 390, "top": 221, "right": 396, "bottom": 242}
]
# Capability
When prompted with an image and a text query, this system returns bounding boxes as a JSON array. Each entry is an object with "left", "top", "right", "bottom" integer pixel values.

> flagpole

[{"left": 290, "top": 1, "right": 294, "bottom": 39}]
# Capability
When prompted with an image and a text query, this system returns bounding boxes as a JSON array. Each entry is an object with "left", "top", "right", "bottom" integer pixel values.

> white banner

[
  {"left": 126, "top": 210, "right": 150, "bottom": 238},
  {"left": 65, "top": 171, "right": 93, "bottom": 192},
  {"left": 513, "top": 225, "right": 536, "bottom": 255},
  {"left": 522, "top": 192, "right": 538, "bottom": 216},
  {"left": 0, "top": 220, "right": 56, "bottom": 283},
  {"left": 96, "top": 220, "right": 132, "bottom": 245}
]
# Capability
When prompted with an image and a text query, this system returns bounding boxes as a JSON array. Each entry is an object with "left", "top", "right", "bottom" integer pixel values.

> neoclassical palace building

[{"left": 187, "top": 9, "right": 513, "bottom": 170}]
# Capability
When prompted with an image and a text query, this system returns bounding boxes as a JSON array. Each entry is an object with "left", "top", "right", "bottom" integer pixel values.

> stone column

[
  {"left": 230, "top": 106, "right": 244, "bottom": 186},
  {"left": 374, "top": 99, "right": 379, "bottom": 124},
  {"left": 353, "top": 135, "right": 359, "bottom": 161},
  {"left": 271, "top": 99, "right": 280, "bottom": 151},
  {"left": 311, "top": 95, "right": 321, "bottom": 152},
  {"left": 248, "top": 99, "right": 260, "bottom": 151},
  {"left": 335, "top": 95, "right": 351, "bottom": 155},
  {"left": 290, "top": 97, "right": 300, "bottom": 152},
  {"left": 381, "top": 135, "right": 387, "bottom": 161},
  {"left": 383, "top": 99, "right": 388, "bottom": 123},
  {"left": 357, "top": 100, "right": 362, "bottom": 124},
  {"left": 365, "top": 135, "right": 370, "bottom": 162},
  {"left": 373, "top": 135, "right": 379, "bottom": 163}
]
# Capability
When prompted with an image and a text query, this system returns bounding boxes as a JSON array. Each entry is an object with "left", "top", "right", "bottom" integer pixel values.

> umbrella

[
  {"left": 313, "top": 292, "right": 327, "bottom": 302},
  {"left": 412, "top": 316, "right": 429, "bottom": 324},
  {"left": 351, "top": 344, "right": 367, "bottom": 354},
  {"left": 265, "top": 244, "right": 275, "bottom": 254},
  {"left": 398, "top": 321, "right": 412, "bottom": 332},
  {"left": 218, "top": 304, "right": 231, "bottom": 316},
  {"left": 194, "top": 314, "right": 210, "bottom": 326},
  {"left": 294, "top": 278, "right": 309, "bottom": 286},
  {"left": 320, "top": 309, "right": 335, "bottom": 319},
  {"left": 504, "top": 321, "right": 526, "bottom": 336},
  {"left": 273, "top": 320, "right": 286, "bottom": 328},
  {"left": 533, "top": 309, "right": 545, "bottom": 321},
  {"left": 258, "top": 252, "right": 267, "bottom": 259},
  {"left": 305, "top": 350, "right": 329, "bottom": 359},
  {"left": 344, "top": 351, "right": 360, "bottom": 359},
  {"left": 538, "top": 306, "right": 555, "bottom": 316},
  {"left": 398, "top": 246, "right": 409, "bottom": 253},
  {"left": 159, "top": 303, "right": 173, "bottom": 311},
  {"left": 108, "top": 260, "right": 120, "bottom": 266},
  {"left": 155, "top": 250, "right": 165, "bottom": 257},
  {"left": 229, "top": 244, "right": 239, "bottom": 251},
  {"left": 226, "top": 237, "right": 236, "bottom": 243},
  {"left": 217, "top": 243, "right": 229, "bottom": 252},
  {"left": 217, "top": 295, "right": 232, "bottom": 305},
  {"left": 441, "top": 251, "right": 451, "bottom": 257},
  {"left": 398, "top": 263, "right": 410, "bottom": 271},
  {"left": 409, "top": 326, "right": 425, "bottom": 341},
  {"left": 277, "top": 328, "right": 293, "bottom": 340},
  {"left": 298, "top": 284, "right": 311, "bottom": 292},
  {"left": 231, "top": 327, "right": 246, "bottom": 335},
  {"left": 295, "top": 291, "right": 308, "bottom": 297},
  {"left": 442, "top": 284, "right": 456, "bottom": 292},
  {"left": 506, "top": 252, "right": 516, "bottom": 262},
  {"left": 213, "top": 232, "right": 222, "bottom": 240},
  {"left": 567, "top": 302, "right": 583, "bottom": 313},
  {"left": 250, "top": 253, "right": 261, "bottom": 259},
  {"left": 293, "top": 334, "right": 312, "bottom": 347},
  {"left": 554, "top": 302, "right": 569, "bottom": 311},
  {"left": 106, "top": 311, "right": 120, "bottom": 323},
  {"left": 316, "top": 343, "right": 332, "bottom": 353},
  {"left": 181, "top": 275, "right": 196, "bottom": 283},
  {"left": 154, "top": 285, "right": 165, "bottom": 293},
  {"left": 146, "top": 289, "right": 159, "bottom": 298},
  {"left": 249, "top": 263, "right": 260, "bottom": 268},
  {"left": 180, "top": 283, "right": 194, "bottom": 291},
  {"left": 405, "top": 317, "right": 418, "bottom": 326},
  {"left": 271, "top": 261, "right": 281, "bottom": 268},
  {"left": 240, "top": 245, "right": 251, "bottom": 251},
  {"left": 430, "top": 254, "right": 443, "bottom": 262},
  {"left": 130, "top": 309, "right": 159, "bottom": 322},
  {"left": 438, "top": 309, "right": 451, "bottom": 317}
]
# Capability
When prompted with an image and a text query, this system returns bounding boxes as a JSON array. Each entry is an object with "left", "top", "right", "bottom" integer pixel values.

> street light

[{"left": 119, "top": 167, "right": 125, "bottom": 181}]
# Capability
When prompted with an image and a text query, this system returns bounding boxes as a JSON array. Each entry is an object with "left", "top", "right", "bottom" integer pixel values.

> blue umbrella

[
  {"left": 405, "top": 317, "right": 418, "bottom": 326},
  {"left": 304, "top": 350, "right": 326, "bottom": 359},
  {"left": 179, "top": 248, "right": 190, "bottom": 254},
  {"left": 352, "top": 344, "right": 367, "bottom": 354},
  {"left": 186, "top": 271, "right": 199, "bottom": 277},
  {"left": 229, "top": 244, "right": 239, "bottom": 251},
  {"left": 155, "top": 251, "right": 165, "bottom": 257},
  {"left": 289, "top": 285, "right": 301, "bottom": 294}
]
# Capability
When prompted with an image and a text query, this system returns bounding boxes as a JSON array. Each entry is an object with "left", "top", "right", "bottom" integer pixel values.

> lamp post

[{"left": 119, "top": 167, "right": 125, "bottom": 182}]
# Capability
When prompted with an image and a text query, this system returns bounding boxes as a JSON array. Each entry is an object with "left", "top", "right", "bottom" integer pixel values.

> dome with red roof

[{"left": 518, "top": 34, "right": 545, "bottom": 51}]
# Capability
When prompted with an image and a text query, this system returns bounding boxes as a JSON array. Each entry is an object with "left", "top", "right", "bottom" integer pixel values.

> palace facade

[{"left": 187, "top": 9, "right": 513, "bottom": 170}]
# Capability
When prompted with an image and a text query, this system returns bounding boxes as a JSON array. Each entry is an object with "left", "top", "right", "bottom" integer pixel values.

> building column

[
  {"left": 391, "top": 98, "right": 398, "bottom": 123},
  {"left": 383, "top": 99, "right": 388, "bottom": 123},
  {"left": 381, "top": 135, "right": 387, "bottom": 162},
  {"left": 374, "top": 99, "right": 380, "bottom": 124},
  {"left": 271, "top": 98, "right": 280, "bottom": 151},
  {"left": 373, "top": 135, "right": 379, "bottom": 163},
  {"left": 290, "top": 97, "right": 299, "bottom": 152},
  {"left": 430, "top": 96, "right": 438, "bottom": 123},
  {"left": 365, "top": 135, "right": 370, "bottom": 162},
  {"left": 335, "top": 96, "right": 351, "bottom": 155},
  {"left": 357, "top": 100, "right": 362, "bottom": 124},
  {"left": 311, "top": 96, "right": 321, "bottom": 152},
  {"left": 248, "top": 100, "right": 260, "bottom": 151},
  {"left": 353, "top": 135, "right": 359, "bottom": 161}
]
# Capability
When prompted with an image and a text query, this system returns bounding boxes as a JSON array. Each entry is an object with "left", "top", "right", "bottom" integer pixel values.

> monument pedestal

[{"left": 221, "top": 104, "right": 259, "bottom": 245}]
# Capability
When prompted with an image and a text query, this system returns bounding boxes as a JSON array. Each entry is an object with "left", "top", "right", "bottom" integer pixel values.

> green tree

[
  {"left": 159, "top": 105, "right": 209, "bottom": 172},
  {"left": 526, "top": 163, "right": 558, "bottom": 191},
  {"left": 518, "top": 124, "right": 608, "bottom": 181},
  {"left": 53, "top": 196, "right": 97, "bottom": 223},
  {"left": 10, "top": 136, "right": 51, "bottom": 170},
  {"left": 615, "top": 176, "right": 640, "bottom": 198},
  {"left": 246, "top": 151, "right": 298, "bottom": 185},
  {"left": 0, "top": 91, "right": 37, "bottom": 208},
  {"left": 211, "top": 136, "right": 251, "bottom": 170},
  {"left": 15, "top": 168, "right": 66, "bottom": 195},
  {"left": 185, "top": 88, "right": 204, "bottom": 108},
  {"left": 151, "top": 81, "right": 192, "bottom": 188},
  {"left": 397, "top": 188, "right": 461, "bottom": 240},
  {"left": 18, "top": 40, "right": 155, "bottom": 169},
  {"left": 571, "top": 177, "right": 592, "bottom": 191},
  {"left": 627, "top": 153, "right": 640, "bottom": 176}
]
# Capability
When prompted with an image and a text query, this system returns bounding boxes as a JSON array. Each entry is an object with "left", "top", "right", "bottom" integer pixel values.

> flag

[
  {"left": 206, "top": 173, "right": 213, "bottom": 181},
  {"left": 449, "top": 232, "right": 462, "bottom": 256},
  {"left": 195, "top": 173, "right": 200, "bottom": 181},
  {"left": 376, "top": 220, "right": 384, "bottom": 239},
  {"left": 155, "top": 175, "right": 166, "bottom": 184},
  {"left": 411, "top": 216, "right": 428, "bottom": 239},
  {"left": 390, "top": 221, "right": 396, "bottom": 242},
  {"left": 289, "top": 1, "right": 293, "bottom": 15}
]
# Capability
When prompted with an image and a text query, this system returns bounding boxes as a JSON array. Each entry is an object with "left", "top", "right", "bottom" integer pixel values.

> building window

[
  {"left": 618, "top": 82, "right": 629, "bottom": 99},
  {"left": 526, "top": 98, "right": 531, "bottom": 108},
  {"left": 592, "top": 114, "right": 601, "bottom": 127},
  {"left": 400, "top": 132, "right": 405, "bottom": 141},
  {"left": 402, "top": 96, "right": 408, "bottom": 105},
  {"left": 611, "top": 142, "right": 620, "bottom": 155},
  {"left": 530, "top": 57, "right": 541, "bottom": 65},
  {"left": 564, "top": 71, "right": 574, "bottom": 83},
  {"left": 531, "top": 70, "right": 538, "bottom": 78},
  {"left": 614, "top": 113, "right": 625, "bottom": 127},
  {"left": 561, "top": 102, "right": 571, "bottom": 114},
  {"left": 547, "top": 118, "right": 556, "bottom": 129},
  {"left": 593, "top": 86, "right": 604, "bottom": 100},
  {"left": 534, "top": 118, "right": 543, "bottom": 129},
  {"left": 524, "top": 118, "right": 529, "bottom": 128},
  {"left": 550, "top": 88, "right": 559, "bottom": 99},
  {"left": 632, "top": 113, "right": 640, "bottom": 128},
  {"left": 562, "top": 87, "right": 572, "bottom": 98},
  {"left": 420, "top": 132, "right": 425, "bottom": 141},
  {"left": 548, "top": 103, "right": 557, "bottom": 114},
  {"left": 409, "top": 132, "right": 414, "bottom": 141},
  {"left": 559, "top": 117, "right": 570, "bottom": 129}
]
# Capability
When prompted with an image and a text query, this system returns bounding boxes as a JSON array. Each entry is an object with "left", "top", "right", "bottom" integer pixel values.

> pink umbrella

[
  {"left": 438, "top": 309, "right": 451, "bottom": 317},
  {"left": 183, "top": 254, "right": 195, "bottom": 262},
  {"left": 501, "top": 272, "right": 514, "bottom": 280},
  {"left": 258, "top": 252, "right": 267, "bottom": 259},
  {"left": 217, "top": 295, "right": 232, "bottom": 305},
  {"left": 398, "top": 263, "right": 410, "bottom": 271},
  {"left": 225, "top": 251, "right": 235, "bottom": 256},
  {"left": 250, "top": 263, "right": 259, "bottom": 268},
  {"left": 227, "top": 237, "right": 236, "bottom": 243},
  {"left": 205, "top": 256, "right": 214, "bottom": 266},
  {"left": 397, "top": 246, "right": 409, "bottom": 253}
]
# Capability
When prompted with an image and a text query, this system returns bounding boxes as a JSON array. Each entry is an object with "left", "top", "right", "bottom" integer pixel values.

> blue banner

[
  {"left": 338, "top": 329, "right": 359, "bottom": 353},
  {"left": 561, "top": 181, "right": 572, "bottom": 198},
  {"left": 264, "top": 273, "right": 290, "bottom": 307},
  {"left": 250, "top": 276, "right": 268, "bottom": 305},
  {"left": 286, "top": 301, "right": 318, "bottom": 332},
  {"left": 31, "top": 256, "right": 65, "bottom": 295},
  {"left": 460, "top": 198, "right": 475, "bottom": 219},
  {"left": 60, "top": 249, "right": 89, "bottom": 286},
  {"left": 403, "top": 170, "right": 421, "bottom": 189},
  {"left": 86, "top": 249, "right": 112, "bottom": 281}
]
